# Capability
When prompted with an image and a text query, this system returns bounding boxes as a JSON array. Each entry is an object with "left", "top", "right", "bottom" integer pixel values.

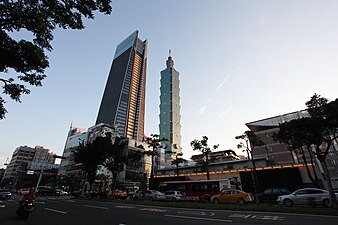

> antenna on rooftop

[{"left": 4, "top": 157, "right": 9, "bottom": 166}]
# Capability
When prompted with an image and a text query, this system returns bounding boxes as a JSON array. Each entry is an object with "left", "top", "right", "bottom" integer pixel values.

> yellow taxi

[
  {"left": 211, "top": 189, "right": 254, "bottom": 205},
  {"left": 113, "top": 189, "right": 128, "bottom": 200}
]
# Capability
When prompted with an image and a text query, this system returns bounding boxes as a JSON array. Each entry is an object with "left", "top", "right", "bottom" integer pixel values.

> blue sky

[{"left": 1, "top": 0, "right": 338, "bottom": 168}]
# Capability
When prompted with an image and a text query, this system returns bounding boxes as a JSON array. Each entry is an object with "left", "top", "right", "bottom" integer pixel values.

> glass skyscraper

[
  {"left": 96, "top": 31, "right": 147, "bottom": 141},
  {"left": 159, "top": 52, "right": 182, "bottom": 159}
]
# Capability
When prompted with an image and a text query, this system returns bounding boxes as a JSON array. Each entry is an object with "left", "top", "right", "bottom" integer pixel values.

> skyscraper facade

[
  {"left": 159, "top": 52, "right": 182, "bottom": 159},
  {"left": 96, "top": 31, "right": 147, "bottom": 141}
]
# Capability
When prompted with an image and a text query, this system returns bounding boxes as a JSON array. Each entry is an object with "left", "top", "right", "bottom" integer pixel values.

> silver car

[
  {"left": 277, "top": 188, "right": 336, "bottom": 207},
  {"left": 0, "top": 189, "right": 11, "bottom": 200},
  {"left": 133, "top": 190, "right": 166, "bottom": 201},
  {"left": 164, "top": 190, "right": 186, "bottom": 202}
]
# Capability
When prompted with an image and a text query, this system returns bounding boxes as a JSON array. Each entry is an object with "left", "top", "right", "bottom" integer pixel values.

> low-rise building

[{"left": 2, "top": 146, "right": 57, "bottom": 188}]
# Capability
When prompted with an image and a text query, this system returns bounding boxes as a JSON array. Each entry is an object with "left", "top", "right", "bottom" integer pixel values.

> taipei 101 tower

[{"left": 159, "top": 51, "right": 182, "bottom": 159}]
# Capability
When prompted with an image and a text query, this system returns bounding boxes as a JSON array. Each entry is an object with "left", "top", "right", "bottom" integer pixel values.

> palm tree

[
  {"left": 190, "top": 136, "right": 219, "bottom": 180},
  {"left": 73, "top": 137, "right": 107, "bottom": 195},
  {"left": 102, "top": 135, "right": 129, "bottom": 194}
]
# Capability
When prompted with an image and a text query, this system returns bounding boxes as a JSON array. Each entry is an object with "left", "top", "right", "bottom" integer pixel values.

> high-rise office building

[
  {"left": 159, "top": 51, "right": 182, "bottom": 159},
  {"left": 96, "top": 31, "right": 147, "bottom": 141}
]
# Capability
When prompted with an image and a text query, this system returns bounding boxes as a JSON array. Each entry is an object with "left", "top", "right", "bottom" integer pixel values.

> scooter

[{"left": 16, "top": 199, "right": 34, "bottom": 219}]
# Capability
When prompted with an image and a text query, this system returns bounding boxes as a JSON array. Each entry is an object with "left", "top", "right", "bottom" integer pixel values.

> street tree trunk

[{"left": 320, "top": 159, "right": 338, "bottom": 208}]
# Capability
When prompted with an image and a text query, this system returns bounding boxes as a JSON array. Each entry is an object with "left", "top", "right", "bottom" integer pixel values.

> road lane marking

[
  {"left": 65, "top": 200, "right": 75, "bottom": 203},
  {"left": 178, "top": 211, "right": 207, "bottom": 216},
  {"left": 165, "top": 214, "right": 232, "bottom": 222},
  {"left": 229, "top": 214, "right": 284, "bottom": 221},
  {"left": 140, "top": 208, "right": 168, "bottom": 212},
  {"left": 36, "top": 201, "right": 46, "bottom": 204},
  {"left": 115, "top": 205, "right": 135, "bottom": 209},
  {"left": 44, "top": 208, "right": 67, "bottom": 214},
  {"left": 0, "top": 205, "right": 5, "bottom": 208},
  {"left": 83, "top": 204, "right": 109, "bottom": 210}
]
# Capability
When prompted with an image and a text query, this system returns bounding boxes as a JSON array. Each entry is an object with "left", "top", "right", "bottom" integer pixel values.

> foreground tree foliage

[
  {"left": 191, "top": 136, "right": 219, "bottom": 180},
  {"left": 275, "top": 94, "right": 338, "bottom": 208},
  {"left": 0, "top": 0, "right": 112, "bottom": 119}
]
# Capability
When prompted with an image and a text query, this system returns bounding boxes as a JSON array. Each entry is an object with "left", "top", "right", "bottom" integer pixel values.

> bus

[{"left": 158, "top": 179, "right": 232, "bottom": 203}]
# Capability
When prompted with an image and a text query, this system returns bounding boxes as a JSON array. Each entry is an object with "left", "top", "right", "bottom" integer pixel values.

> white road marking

[
  {"left": 82, "top": 204, "right": 109, "bottom": 210},
  {"left": 229, "top": 214, "right": 284, "bottom": 221},
  {"left": 178, "top": 211, "right": 207, "bottom": 216},
  {"left": 115, "top": 205, "right": 135, "bottom": 209},
  {"left": 36, "top": 201, "right": 46, "bottom": 204},
  {"left": 140, "top": 208, "right": 168, "bottom": 212},
  {"left": 0, "top": 205, "right": 5, "bottom": 208},
  {"left": 165, "top": 214, "right": 232, "bottom": 222},
  {"left": 44, "top": 208, "right": 67, "bottom": 214},
  {"left": 65, "top": 200, "right": 75, "bottom": 203}
]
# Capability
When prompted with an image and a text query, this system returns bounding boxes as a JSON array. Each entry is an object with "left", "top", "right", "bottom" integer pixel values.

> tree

[
  {"left": 144, "top": 134, "right": 167, "bottom": 189},
  {"left": 170, "top": 152, "right": 187, "bottom": 177},
  {"left": 190, "top": 136, "right": 219, "bottom": 180},
  {"left": 236, "top": 130, "right": 264, "bottom": 198},
  {"left": 304, "top": 94, "right": 338, "bottom": 208},
  {"left": 273, "top": 118, "right": 320, "bottom": 187},
  {"left": 101, "top": 135, "right": 130, "bottom": 194},
  {"left": 0, "top": 0, "right": 112, "bottom": 119},
  {"left": 73, "top": 136, "right": 108, "bottom": 195},
  {"left": 275, "top": 94, "right": 338, "bottom": 208}
]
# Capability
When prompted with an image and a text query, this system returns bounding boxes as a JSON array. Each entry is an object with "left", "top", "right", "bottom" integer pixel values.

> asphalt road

[{"left": 1, "top": 195, "right": 337, "bottom": 225}]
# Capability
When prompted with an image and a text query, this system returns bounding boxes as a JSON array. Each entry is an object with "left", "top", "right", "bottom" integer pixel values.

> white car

[
  {"left": 277, "top": 188, "right": 337, "bottom": 207},
  {"left": 133, "top": 190, "right": 166, "bottom": 201},
  {"left": 56, "top": 189, "right": 68, "bottom": 196},
  {"left": 163, "top": 190, "right": 186, "bottom": 202}
]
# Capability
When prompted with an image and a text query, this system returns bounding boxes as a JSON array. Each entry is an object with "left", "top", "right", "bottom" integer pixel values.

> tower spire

[{"left": 166, "top": 49, "right": 174, "bottom": 68}]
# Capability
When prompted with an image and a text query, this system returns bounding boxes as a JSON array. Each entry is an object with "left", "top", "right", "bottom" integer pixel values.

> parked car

[
  {"left": 164, "top": 190, "right": 186, "bottom": 202},
  {"left": 0, "top": 189, "right": 12, "bottom": 200},
  {"left": 257, "top": 188, "right": 291, "bottom": 203},
  {"left": 56, "top": 189, "right": 68, "bottom": 196},
  {"left": 133, "top": 190, "right": 166, "bottom": 201},
  {"left": 70, "top": 189, "right": 81, "bottom": 197},
  {"left": 113, "top": 190, "right": 128, "bottom": 200},
  {"left": 36, "top": 186, "right": 57, "bottom": 196},
  {"left": 277, "top": 188, "right": 337, "bottom": 207},
  {"left": 211, "top": 189, "right": 254, "bottom": 205},
  {"left": 17, "top": 188, "right": 30, "bottom": 195}
]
